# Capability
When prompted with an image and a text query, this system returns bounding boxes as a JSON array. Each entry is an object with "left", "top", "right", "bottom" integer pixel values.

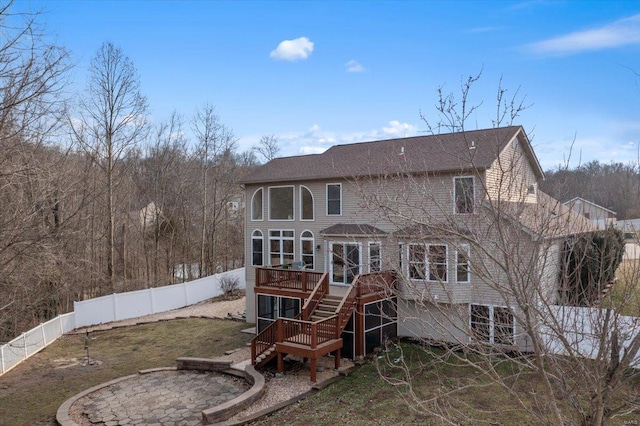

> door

[{"left": 331, "top": 242, "right": 361, "bottom": 285}]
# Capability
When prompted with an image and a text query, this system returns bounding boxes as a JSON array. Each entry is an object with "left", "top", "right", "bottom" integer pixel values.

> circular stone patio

[{"left": 64, "top": 369, "right": 249, "bottom": 426}]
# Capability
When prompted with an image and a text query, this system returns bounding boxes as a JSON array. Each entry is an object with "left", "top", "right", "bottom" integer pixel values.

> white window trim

[
  {"left": 268, "top": 185, "right": 295, "bottom": 221},
  {"left": 407, "top": 243, "right": 426, "bottom": 281},
  {"left": 368, "top": 241, "right": 382, "bottom": 273},
  {"left": 300, "top": 230, "right": 315, "bottom": 270},
  {"left": 251, "top": 229, "right": 264, "bottom": 266},
  {"left": 326, "top": 183, "right": 342, "bottom": 216},
  {"left": 250, "top": 187, "right": 263, "bottom": 221},
  {"left": 469, "top": 304, "right": 516, "bottom": 345},
  {"left": 268, "top": 229, "right": 295, "bottom": 266},
  {"left": 406, "top": 243, "right": 449, "bottom": 283},
  {"left": 426, "top": 243, "right": 448, "bottom": 283},
  {"left": 299, "top": 185, "right": 315, "bottom": 221},
  {"left": 329, "top": 241, "right": 362, "bottom": 286},
  {"left": 455, "top": 244, "right": 470, "bottom": 283},
  {"left": 453, "top": 176, "right": 475, "bottom": 215}
]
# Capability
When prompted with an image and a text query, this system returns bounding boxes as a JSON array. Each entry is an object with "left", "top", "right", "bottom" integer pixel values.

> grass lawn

[
  {"left": 0, "top": 318, "right": 252, "bottom": 426},
  {"left": 2, "top": 317, "right": 638, "bottom": 425}
]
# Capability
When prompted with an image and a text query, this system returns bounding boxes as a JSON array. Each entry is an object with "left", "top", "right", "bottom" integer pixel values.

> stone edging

[
  {"left": 56, "top": 374, "right": 138, "bottom": 426},
  {"left": 55, "top": 357, "right": 265, "bottom": 426},
  {"left": 175, "top": 357, "right": 266, "bottom": 424}
]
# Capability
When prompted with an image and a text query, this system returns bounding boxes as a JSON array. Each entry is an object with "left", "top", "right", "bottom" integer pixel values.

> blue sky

[{"left": 18, "top": 0, "right": 640, "bottom": 170}]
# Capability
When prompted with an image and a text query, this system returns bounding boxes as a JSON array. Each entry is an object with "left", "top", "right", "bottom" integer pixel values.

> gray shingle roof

[
  {"left": 319, "top": 224, "right": 387, "bottom": 237},
  {"left": 241, "top": 126, "right": 534, "bottom": 184}
]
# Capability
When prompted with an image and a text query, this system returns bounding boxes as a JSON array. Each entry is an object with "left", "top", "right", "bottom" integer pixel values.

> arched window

[
  {"left": 300, "top": 186, "right": 314, "bottom": 221},
  {"left": 251, "top": 230, "right": 264, "bottom": 266},
  {"left": 251, "top": 188, "right": 263, "bottom": 221},
  {"left": 301, "top": 230, "right": 315, "bottom": 269}
]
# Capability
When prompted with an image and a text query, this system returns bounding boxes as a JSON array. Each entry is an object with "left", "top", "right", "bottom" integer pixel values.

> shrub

[{"left": 219, "top": 275, "right": 240, "bottom": 297}]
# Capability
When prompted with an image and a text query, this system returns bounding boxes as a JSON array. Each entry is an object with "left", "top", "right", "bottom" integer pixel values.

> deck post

[
  {"left": 310, "top": 358, "right": 317, "bottom": 382},
  {"left": 334, "top": 349, "right": 341, "bottom": 370},
  {"left": 277, "top": 352, "right": 284, "bottom": 374},
  {"left": 311, "top": 323, "right": 317, "bottom": 349}
]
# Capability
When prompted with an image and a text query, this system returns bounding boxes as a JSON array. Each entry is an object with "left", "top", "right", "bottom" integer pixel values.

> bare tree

[
  {"left": 71, "top": 41, "right": 149, "bottom": 291},
  {"left": 348, "top": 75, "right": 640, "bottom": 425},
  {"left": 191, "top": 104, "right": 236, "bottom": 276},
  {"left": 0, "top": 2, "right": 72, "bottom": 341},
  {"left": 252, "top": 134, "right": 280, "bottom": 163}
]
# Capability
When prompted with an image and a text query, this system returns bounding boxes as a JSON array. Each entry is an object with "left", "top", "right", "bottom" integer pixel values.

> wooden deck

[{"left": 251, "top": 268, "right": 398, "bottom": 382}]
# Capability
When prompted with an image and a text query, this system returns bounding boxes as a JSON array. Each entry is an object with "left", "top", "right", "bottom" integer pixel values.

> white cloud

[
  {"left": 528, "top": 13, "right": 640, "bottom": 55},
  {"left": 346, "top": 60, "right": 364, "bottom": 73},
  {"left": 274, "top": 121, "right": 420, "bottom": 157},
  {"left": 381, "top": 120, "right": 417, "bottom": 137},
  {"left": 270, "top": 37, "right": 314, "bottom": 61}
]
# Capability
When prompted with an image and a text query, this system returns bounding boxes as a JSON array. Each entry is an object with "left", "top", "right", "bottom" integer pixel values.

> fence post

[
  {"left": 150, "top": 288, "right": 155, "bottom": 314},
  {"left": 112, "top": 293, "right": 118, "bottom": 322},
  {"left": 41, "top": 323, "right": 47, "bottom": 347},
  {"left": 22, "top": 333, "right": 27, "bottom": 359}
]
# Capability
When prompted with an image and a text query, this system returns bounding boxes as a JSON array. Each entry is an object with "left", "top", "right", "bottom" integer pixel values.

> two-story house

[{"left": 240, "top": 125, "right": 594, "bottom": 381}]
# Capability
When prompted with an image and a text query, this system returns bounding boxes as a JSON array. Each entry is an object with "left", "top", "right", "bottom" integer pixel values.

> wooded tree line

[
  {"left": 541, "top": 160, "right": 640, "bottom": 220},
  {"left": 0, "top": 5, "right": 266, "bottom": 342}
]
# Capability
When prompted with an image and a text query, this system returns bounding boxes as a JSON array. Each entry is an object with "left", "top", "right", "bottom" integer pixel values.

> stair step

[{"left": 315, "top": 308, "right": 336, "bottom": 316}]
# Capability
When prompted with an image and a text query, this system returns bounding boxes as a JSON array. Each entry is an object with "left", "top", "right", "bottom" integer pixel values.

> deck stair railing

[{"left": 251, "top": 270, "right": 396, "bottom": 367}]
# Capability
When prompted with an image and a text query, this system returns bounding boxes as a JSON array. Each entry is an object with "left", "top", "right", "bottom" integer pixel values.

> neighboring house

[
  {"left": 617, "top": 219, "right": 640, "bottom": 260},
  {"left": 564, "top": 197, "right": 616, "bottom": 229},
  {"left": 240, "top": 126, "right": 595, "bottom": 381}
]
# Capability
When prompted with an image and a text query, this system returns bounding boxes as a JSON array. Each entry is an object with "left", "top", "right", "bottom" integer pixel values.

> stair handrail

[
  {"left": 334, "top": 274, "right": 360, "bottom": 334},
  {"left": 251, "top": 318, "right": 281, "bottom": 363},
  {"left": 300, "top": 272, "right": 329, "bottom": 321}
]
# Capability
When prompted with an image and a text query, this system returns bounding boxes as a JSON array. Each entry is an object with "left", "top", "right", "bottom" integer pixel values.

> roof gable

[{"left": 241, "top": 126, "right": 533, "bottom": 184}]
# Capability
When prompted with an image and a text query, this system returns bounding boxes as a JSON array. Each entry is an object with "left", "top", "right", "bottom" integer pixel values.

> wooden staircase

[
  {"left": 251, "top": 274, "right": 356, "bottom": 381},
  {"left": 310, "top": 295, "right": 342, "bottom": 322},
  {"left": 250, "top": 270, "right": 396, "bottom": 381}
]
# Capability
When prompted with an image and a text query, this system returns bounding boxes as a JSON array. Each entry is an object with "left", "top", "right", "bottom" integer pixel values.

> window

[
  {"left": 408, "top": 243, "right": 448, "bottom": 282},
  {"left": 528, "top": 184, "right": 536, "bottom": 195},
  {"left": 256, "top": 294, "right": 301, "bottom": 332},
  {"left": 408, "top": 244, "right": 426, "bottom": 280},
  {"left": 251, "top": 188, "right": 263, "bottom": 221},
  {"left": 369, "top": 242, "right": 381, "bottom": 272},
  {"left": 331, "top": 242, "right": 360, "bottom": 285},
  {"left": 269, "top": 230, "right": 294, "bottom": 266},
  {"left": 470, "top": 305, "right": 490, "bottom": 342},
  {"left": 301, "top": 230, "right": 315, "bottom": 270},
  {"left": 428, "top": 244, "right": 447, "bottom": 281},
  {"left": 456, "top": 244, "right": 470, "bottom": 283},
  {"left": 493, "top": 307, "right": 514, "bottom": 345},
  {"left": 300, "top": 186, "right": 314, "bottom": 221},
  {"left": 327, "top": 183, "right": 342, "bottom": 215},
  {"left": 269, "top": 186, "right": 294, "bottom": 220},
  {"left": 454, "top": 176, "right": 474, "bottom": 214},
  {"left": 251, "top": 230, "right": 264, "bottom": 266},
  {"left": 470, "top": 304, "right": 515, "bottom": 345}
]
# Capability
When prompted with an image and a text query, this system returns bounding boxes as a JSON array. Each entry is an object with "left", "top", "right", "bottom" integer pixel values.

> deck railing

[
  {"left": 356, "top": 270, "right": 397, "bottom": 297},
  {"left": 255, "top": 267, "right": 324, "bottom": 293},
  {"left": 251, "top": 270, "right": 397, "bottom": 364},
  {"left": 279, "top": 316, "right": 338, "bottom": 348},
  {"left": 300, "top": 273, "right": 329, "bottom": 320},
  {"left": 251, "top": 318, "right": 278, "bottom": 363}
]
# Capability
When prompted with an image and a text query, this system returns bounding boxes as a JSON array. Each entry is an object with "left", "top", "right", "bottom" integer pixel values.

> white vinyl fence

[
  {"left": 541, "top": 305, "right": 640, "bottom": 368},
  {"left": 0, "top": 312, "right": 76, "bottom": 376},
  {"left": 0, "top": 268, "right": 245, "bottom": 376}
]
